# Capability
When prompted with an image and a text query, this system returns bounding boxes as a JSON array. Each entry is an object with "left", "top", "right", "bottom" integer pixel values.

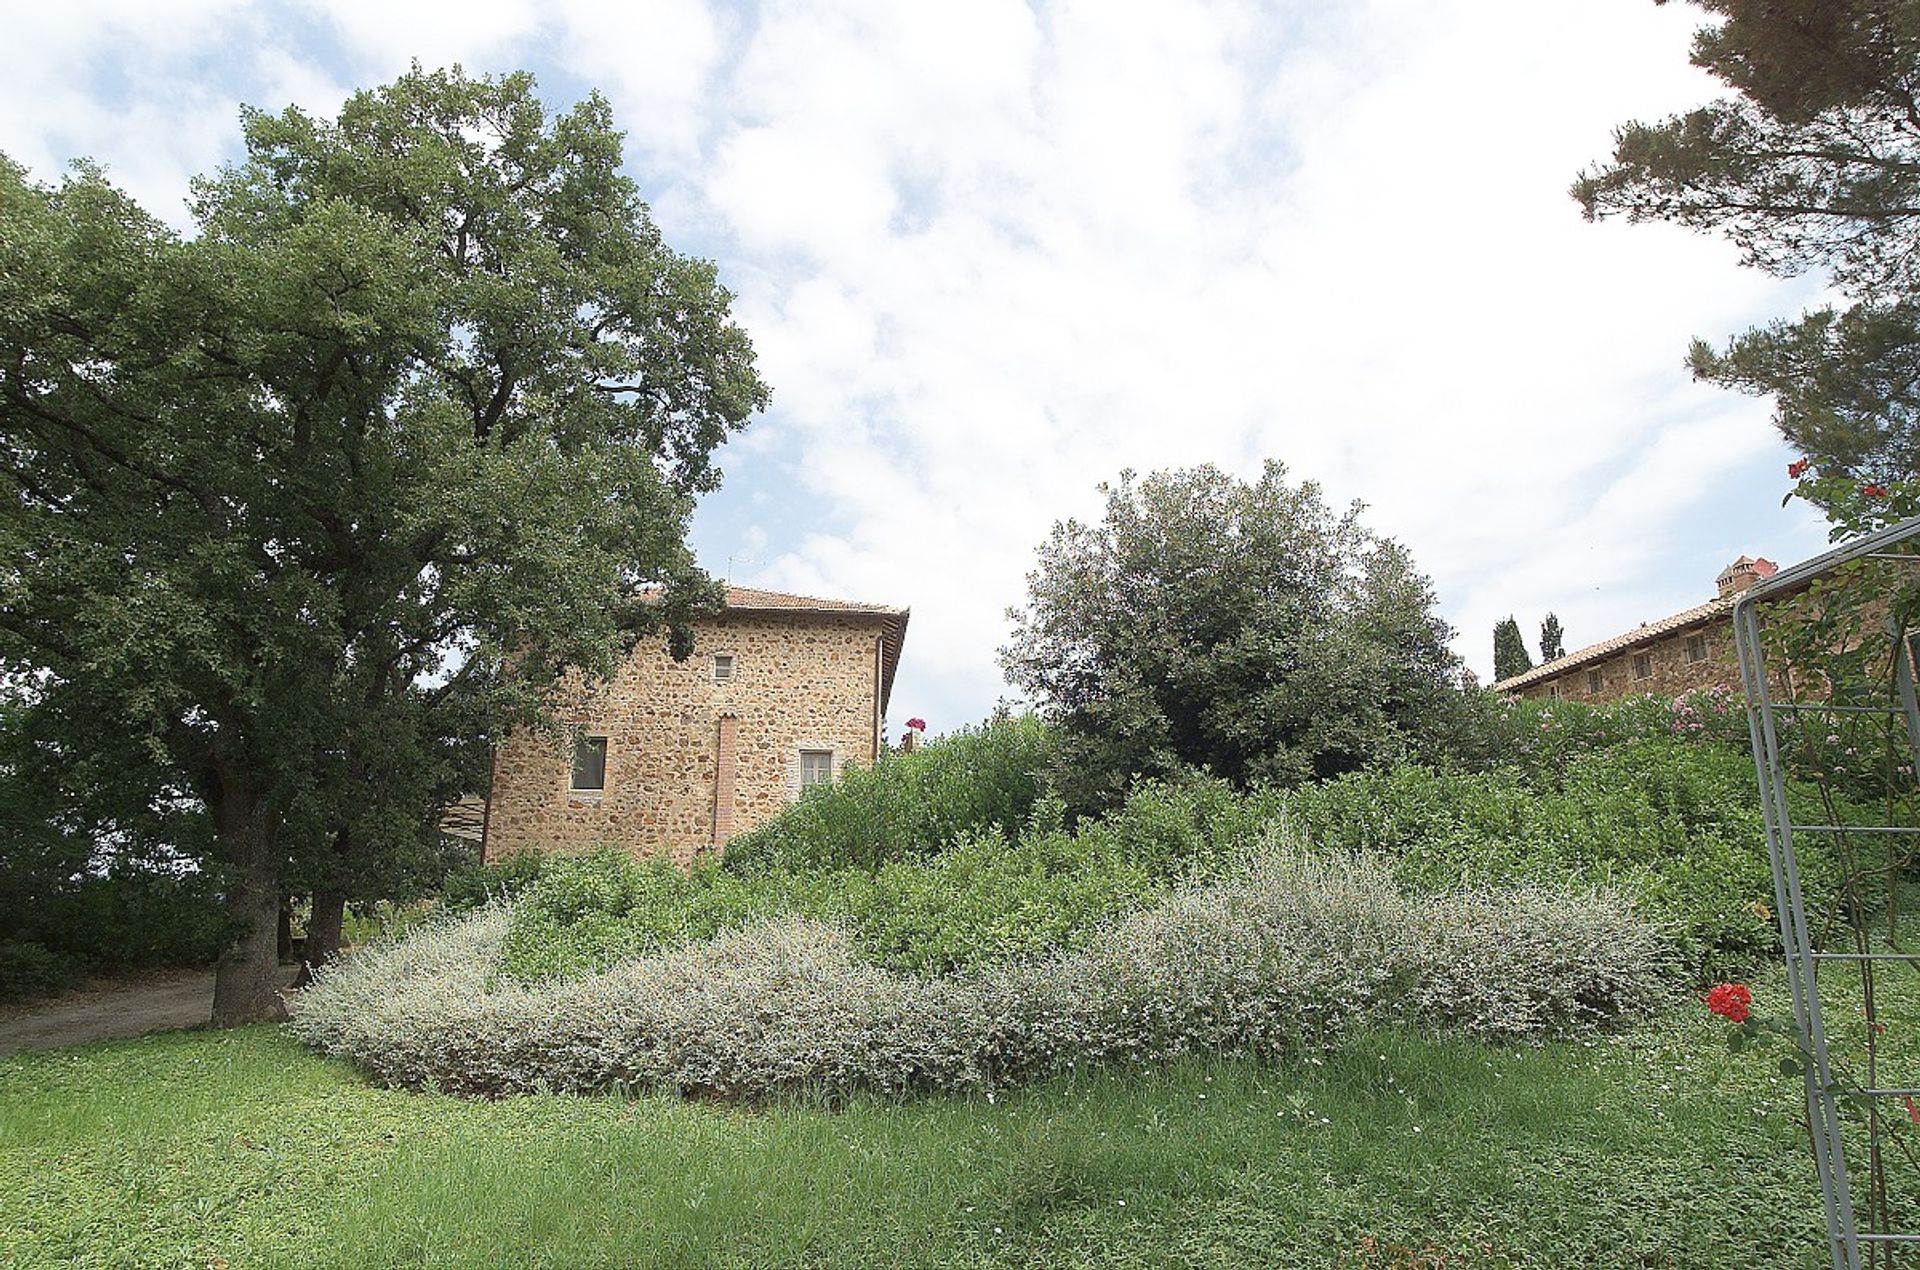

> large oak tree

[{"left": 0, "top": 69, "right": 768, "bottom": 1023}]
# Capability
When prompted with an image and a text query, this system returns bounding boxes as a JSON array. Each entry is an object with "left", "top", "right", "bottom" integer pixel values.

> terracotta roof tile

[
  {"left": 1490, "top": 595, "right": 1730, "bottom": 693},
  {"left": 719, "top": 586, "right": 907, "bottom": 616},
  {"left": 717, "top": 587, "right": 911, "bottom": 714}
]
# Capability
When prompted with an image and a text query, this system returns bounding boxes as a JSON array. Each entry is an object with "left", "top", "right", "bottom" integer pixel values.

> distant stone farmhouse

[
  {"left": 481, "top": 587, "right": 909, "bottom": 864},
  {"left": 1493, "top": 555, "right": 1777, "bottom": 702}
]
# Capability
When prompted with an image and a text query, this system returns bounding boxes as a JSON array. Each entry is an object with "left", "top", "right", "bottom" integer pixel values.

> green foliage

[
  {"left": 1285, "top": 735, "right": 1841, "bottom": 981},
  {"left": 496, "top": 772, "right": 1285, "bottom": 981},
  {"left": 0, "top": 941, "right": 82, "bottom": 1001},
  {"left": 0, "top": 67, "right": 768, "bottom": 1019},
  {"left": 1438, "top": 685, "right": 1750, "bottom": 781},
  {"left": 0, "top": 1007, "right": 1843, "bottom": 1268},
  {"left": 1492, "top": 616, "right": 1533, "bottom": 682},
  {"left": 721, "top": 714, "right": 1054, "bottom": 875},
  {"left": 1539, "top": 611, "right": 1566, "bottom": 662},
  {"left": 300, "top": 852, "right": 1662, "bottom": 1100},
  {"left": 440, "top": 851, "right": 549, "bottom": 914},
  {"left": 999, "top": 462, "right": 1464, "bottom": 808},
  {"left": 36, "top": 868, "right": 235, "bottom": 971},
  {"left": 494, "top": 691, "right": 1796, "bottom": 985},
  {"left": 0, "top": 857, "right": 232, "bottom": 1002},
  {"left": 1574, "top": 0, "right": 1920, "bottom": 523}
]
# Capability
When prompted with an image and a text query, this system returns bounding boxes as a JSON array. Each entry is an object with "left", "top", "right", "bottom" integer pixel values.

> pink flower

[{"left": 905, "top": 717, "right": 927, "bottom": 731}]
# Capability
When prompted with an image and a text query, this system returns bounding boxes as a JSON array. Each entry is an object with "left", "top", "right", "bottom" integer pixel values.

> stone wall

[
  {"left": 1512, "top": 618, "right": 1740, "bottom": 703},
  {"left": 484, "top": 611, "right": 884, "bottom": 865}
]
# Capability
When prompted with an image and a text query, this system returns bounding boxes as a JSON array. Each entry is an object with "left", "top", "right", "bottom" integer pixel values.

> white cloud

[
  {"left": 295, "top": 0, "right": 543, "bottom": 78},
  {"left": 0, "top": 0, "right": 1841, "bottom": 728},
  {"left": 682, "top": 0, "right": 1833, "bottom": 721}
]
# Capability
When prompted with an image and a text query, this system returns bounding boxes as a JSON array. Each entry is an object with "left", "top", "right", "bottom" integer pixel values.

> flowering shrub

[
  {"left": 1705, "top": 982, "right": 1752, "bottom": 1024},
  {"left": 1439, "top": 688, "right": 1751, "bottom": 779},
  {"left": 293, "top": 850, "right": 1664, "bottom": 1099},
  {"left": 1784, "top": 458, "right": 1917, "bottom": 537}
]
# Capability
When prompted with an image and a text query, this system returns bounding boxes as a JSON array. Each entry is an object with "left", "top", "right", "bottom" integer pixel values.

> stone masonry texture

[
  {"left": 484, "top": 611, "right": 887, "bottom": 865},
  {"left": 1510, "top": 619, "right": 1738, "bottom": 703}
]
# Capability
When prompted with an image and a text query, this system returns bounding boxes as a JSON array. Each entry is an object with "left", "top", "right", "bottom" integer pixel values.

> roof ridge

[
  {"left": 1490, "top": 593, "right": 1731, "bottom": 692},
  {"left": 721, "top": 584, "right": 908, "bottom": 614}
]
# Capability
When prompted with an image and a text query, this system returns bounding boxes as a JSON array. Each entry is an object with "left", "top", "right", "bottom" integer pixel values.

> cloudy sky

[{"left": 4, "top": 1, "right": 1834, "bottom": 732}]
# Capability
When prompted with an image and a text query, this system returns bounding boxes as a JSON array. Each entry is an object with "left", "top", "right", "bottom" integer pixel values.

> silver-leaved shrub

[{"left": 291, "top": 850, "right": 1664, "bottom": 1098}]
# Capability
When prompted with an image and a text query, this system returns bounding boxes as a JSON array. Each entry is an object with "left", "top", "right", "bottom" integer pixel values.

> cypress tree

[
  {"left": 1493, "top": 616, "right": 1534, "bottom": 682},
  {"left": 1540, "top": 612, "right": 1566, "bottom": 663}
]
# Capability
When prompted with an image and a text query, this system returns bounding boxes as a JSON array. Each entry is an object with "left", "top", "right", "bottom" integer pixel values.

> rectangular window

[
  {"left": 1685, "top": 634, "right": 1708, "bottom": 664},
  {"left": 1587, "top": 669, "right": 1604, "bottom": 695},
  {"left": 571, "top": 736, "right": 608, "bottom": 792},
  {"left": 1547, "top": 684, "right": 1561, "bottom": 701},
  {"left": 713, "top": 654, "right": 734, "bottom": 683},
  {"left": 799, "top": 748, "right": 833, "bottom": 789},
  {"left": 1632, "top": 653, "right": 1653, "bottom": 680}
]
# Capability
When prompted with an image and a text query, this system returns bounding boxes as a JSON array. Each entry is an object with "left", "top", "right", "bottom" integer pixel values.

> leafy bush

[
  {"left": 0, "top": 940, "right": 82, "bottom": 1001},
  {"left": 293, "top": 850, "right": 1664, "bottom": 1099},
  {"left": 1283, "top": 735, "right": 1839, "bottom": 980},
  {"left": 496, "top": 775, "right": 1283, "bottom": 981},
  {"left": 0, "top": 864, "right": 233, "bottom": 1001},
  {"left": 720, "top": 713, "right": 1053, "bottom": 874},
  {"left": 1436, "top": 687, "right": 1749, "bottom": 781},
  {"left": 40, "top": 868, "right": 235, "bottom": 970},
  {"left": 440, "top": 850, "right": 549, "bottom": 914}
]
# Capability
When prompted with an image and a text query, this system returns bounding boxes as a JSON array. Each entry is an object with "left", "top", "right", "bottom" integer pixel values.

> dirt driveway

[{"left": 0, "top": 966, "right": 300, "bottom": 1056}]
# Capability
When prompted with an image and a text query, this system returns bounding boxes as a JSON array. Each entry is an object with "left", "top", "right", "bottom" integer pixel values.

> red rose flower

[
  {"left": 1863, "top": 484, "right": 1890, "bottom": 498},
  {"left": 905, "top": 717, "right": 927, "bottom": 731},
  {"left": 1788, "top": 459, "right": 1810, "bottom": 479},
  {"left": 1706, "top": 982, "right": 1753, "bottom": 1024}
]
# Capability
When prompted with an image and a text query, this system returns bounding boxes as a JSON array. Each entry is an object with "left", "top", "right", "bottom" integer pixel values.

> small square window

[
  {"left": 1632, "top": 653, "right": 1653, "bottom": 680},
  {"left": 571, "top": 736, "right": 607, "bottom": 792},
  {"left": 1587, "top": 669, "right": 1604, "bottom": 695},
  {"left": 713, "top": 654, "right": 734, "bottom": 683},
  {"left": 1685, "top": 634, "right": 1708, "bottom": 664},
  {"left": 799, "top": 749, "right": 833, "bottom": 789}
]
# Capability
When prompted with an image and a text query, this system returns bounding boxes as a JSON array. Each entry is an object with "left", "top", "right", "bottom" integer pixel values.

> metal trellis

[{"left": 1735, "top": 513, "right": 1920, "bottom": 1270}]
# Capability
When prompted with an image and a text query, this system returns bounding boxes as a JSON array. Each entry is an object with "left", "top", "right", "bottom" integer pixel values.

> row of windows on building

[
  {"left": 1545, "top": 632, "right": 1710, "bottom": 699},
  {"left": 566, "top": 735, "right": 834, "bottom": 793}
]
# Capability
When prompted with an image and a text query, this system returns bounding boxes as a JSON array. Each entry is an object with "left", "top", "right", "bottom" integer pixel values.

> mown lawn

[{"left": 0, "top": 980, "right": 1841, "bottom": 1270}]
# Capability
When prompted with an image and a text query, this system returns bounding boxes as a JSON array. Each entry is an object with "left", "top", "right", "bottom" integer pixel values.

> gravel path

[{"left": 0, "top": 966, "right": 299, "bottom": 1056}]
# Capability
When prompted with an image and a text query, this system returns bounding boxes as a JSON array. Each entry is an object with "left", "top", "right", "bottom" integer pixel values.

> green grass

[{"left": 0, "top": 989, "right": 1840, "bottom": 1270}]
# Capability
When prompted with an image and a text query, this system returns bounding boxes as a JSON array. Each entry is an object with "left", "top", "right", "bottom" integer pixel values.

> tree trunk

[
  {"left": 277, "top": 900, "right": 293, "bottom": 963},
  {"left": 294, "top": 888, "right": 347, "bottom": 989},
  {"left": 210, "top": 784, "right": 287, "bottom": 1027}
]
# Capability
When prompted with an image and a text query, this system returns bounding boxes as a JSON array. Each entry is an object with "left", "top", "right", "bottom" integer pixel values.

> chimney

[{"left": 1716, "top": 555, "right": 1779, "bottom": 598}]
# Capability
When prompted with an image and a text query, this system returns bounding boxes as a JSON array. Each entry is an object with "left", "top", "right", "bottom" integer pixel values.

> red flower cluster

[
  {"left": 905, "top": 717, "right": 927, "bottom": 731},
  {"left": 1788, "top": 458, "right": 1811, "bottom": 479},
  {"left": 1863, "top": 484, "right": 1891, "bottom": 498},
  {"left": 1706, "top": 982, "right": 1753, "bottom": 1024}
]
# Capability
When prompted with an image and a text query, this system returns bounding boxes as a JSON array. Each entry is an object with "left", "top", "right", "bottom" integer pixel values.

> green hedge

[
  {"left": 495, "top": 776, "right": 1280, "bottom": 982},
  {"left": 485, "top": 700, "right": 1831, "bottom": 988},
  {"left": 1285, "top": 736, "right": 1842, "bottom": 981},
  {"left": 719, "top": 713, "right": 1053, "bottom": 875}
]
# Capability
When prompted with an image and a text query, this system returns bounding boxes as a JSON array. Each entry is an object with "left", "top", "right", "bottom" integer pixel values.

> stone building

[
  {"left": 1492, "top": 556, "right": 1777, "bottom": 702},
  {"left": 481, "top": 587, "right": 909, "bottom": 864}
]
